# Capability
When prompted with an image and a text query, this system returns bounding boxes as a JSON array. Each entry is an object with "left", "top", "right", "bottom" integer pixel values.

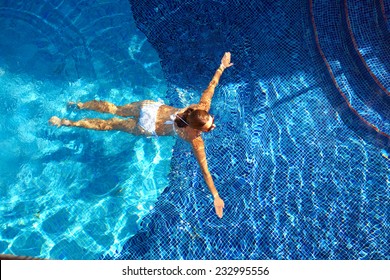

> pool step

[
  {"left": 311, "top": 0, "right": 390, "bottom": 143},
  {"left": 381, "top": 0, "right": 390, "bottom": 31},
  {"left": 377, "top": 0, "right": 390, "bottom": 32},
  {"left": 345, "top": 0, "right": 390, "bottom": 94}
]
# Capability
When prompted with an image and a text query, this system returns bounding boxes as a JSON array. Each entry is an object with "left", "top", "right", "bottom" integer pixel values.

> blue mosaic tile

[{"left": 108, "top": 0, "right": 390, "bottom": 260}]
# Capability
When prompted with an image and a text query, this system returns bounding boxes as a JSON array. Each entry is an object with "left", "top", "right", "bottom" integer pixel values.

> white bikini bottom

[{"left": 138, "top": 101, "right": 163, "bottom": 136}]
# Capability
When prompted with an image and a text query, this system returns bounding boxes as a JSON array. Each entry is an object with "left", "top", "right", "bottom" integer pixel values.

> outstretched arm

[
  {"left": 199, "top": 52, "right": 233, "bottom": 111},
  {"left": 191, "top": 136, "right": 225, "bottom": 218}
]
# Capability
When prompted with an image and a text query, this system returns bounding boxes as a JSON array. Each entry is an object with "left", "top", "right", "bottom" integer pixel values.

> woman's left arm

[
  {"left": 191, "top": 136, "right": 225, "bottom": 218},
  {"left": 199, "top": 52, "right": 233, "bottom": 111}
]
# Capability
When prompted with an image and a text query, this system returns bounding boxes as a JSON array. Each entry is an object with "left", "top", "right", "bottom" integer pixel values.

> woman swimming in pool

[{"left": 50, "top": 52, "right": 233, "bottom": 219}]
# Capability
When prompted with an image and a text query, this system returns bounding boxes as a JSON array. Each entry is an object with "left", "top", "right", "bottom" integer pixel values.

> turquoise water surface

[{"left": 0, "top": 0, "right": 175, "bottom": 259}]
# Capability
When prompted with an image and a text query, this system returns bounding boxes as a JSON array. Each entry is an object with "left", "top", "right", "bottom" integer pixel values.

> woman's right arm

[{"left": 191, "top": 136, "right": 224, "bottom": 218}]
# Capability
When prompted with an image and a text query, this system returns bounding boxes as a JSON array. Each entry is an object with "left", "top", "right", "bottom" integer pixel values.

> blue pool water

[
  {"left": 1, "top": 0, "right": 389, "bottom": 260},
  {"left": 0, "top": 0, "right": 173, "bottom": 259}
]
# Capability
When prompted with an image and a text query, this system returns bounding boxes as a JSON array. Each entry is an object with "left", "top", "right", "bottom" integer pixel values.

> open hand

[
  {"left": 214, "top": 196, "right": 225, "bottom": 218},
  {"left": 221, "top": 52, "right": 233, "bottom": 69}
]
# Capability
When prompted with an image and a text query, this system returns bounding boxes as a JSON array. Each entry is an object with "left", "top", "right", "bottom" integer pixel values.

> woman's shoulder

[{"left": 176, "top": 127, "right": 202, "bottom": 142}]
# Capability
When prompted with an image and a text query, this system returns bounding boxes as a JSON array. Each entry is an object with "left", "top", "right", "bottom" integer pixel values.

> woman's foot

[
  {"left": 67, "top": 101, "right": 83, "bottom": 109},
  {"left": 49, "top": 116, "right": 61, "bottom": 127},
  {"left": 49, "top": 116, "right": 71, "bottom": 127}
]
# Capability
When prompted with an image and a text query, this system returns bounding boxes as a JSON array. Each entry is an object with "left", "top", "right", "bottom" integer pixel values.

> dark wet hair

[{"left": 175, "top": 108, "right": 210, "bottom": 130}]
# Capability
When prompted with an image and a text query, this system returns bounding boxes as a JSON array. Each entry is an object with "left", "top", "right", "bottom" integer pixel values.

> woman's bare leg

[
  {"left": 49, "top": 116, "right": 141, "bottom": 135},
  {"left": 75, "top": 100, "right": 143, "bottom": 117}
]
